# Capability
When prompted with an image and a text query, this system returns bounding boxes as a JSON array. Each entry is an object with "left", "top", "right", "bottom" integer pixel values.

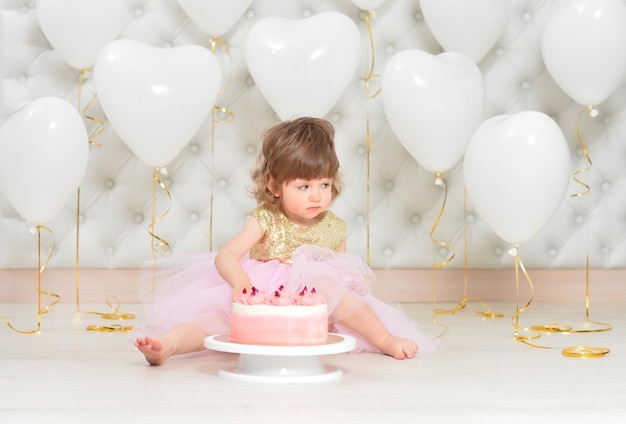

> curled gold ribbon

[
  {"left": 364, "top": 10, "right": 381, "bottom": 265},
  {"left": 149, "top": 168, "right": 172, "bottom": 257},
  {"left": 569, "top": 106, "right": 594, "bottom": 199},
  {"left": 562, "top": 346, "right": 610, "bottom": 359},
  {"left": 529, "top": 106, "right": 611, "bottom": 356},
  {"left": 75, "top": 68, "right": 133, "bottom": 328},
  {"left": 510, "top": 247, "right": 609, "bottom": 358},
  {"left": 1, "top": 225, "right": 60, "bottom": 334}
]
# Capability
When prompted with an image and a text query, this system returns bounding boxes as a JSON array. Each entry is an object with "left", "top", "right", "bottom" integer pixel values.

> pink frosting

[{"left": 234, "top": 286, "right": 326, "bottom": 306}]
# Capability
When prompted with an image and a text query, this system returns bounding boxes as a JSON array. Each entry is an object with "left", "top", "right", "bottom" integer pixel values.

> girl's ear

[{"left": 268, "top": 176, "right": 280, "bottom": 197}]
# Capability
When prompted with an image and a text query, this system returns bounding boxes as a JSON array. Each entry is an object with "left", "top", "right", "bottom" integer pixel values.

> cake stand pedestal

[{"left": 204, "top": 333, "right": 356, "bottom": 384}]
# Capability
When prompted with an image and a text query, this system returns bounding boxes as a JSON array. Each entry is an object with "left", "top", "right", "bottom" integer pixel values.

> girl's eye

[{"left": 298, "top": 185, "right": 309, "bottom": 190}]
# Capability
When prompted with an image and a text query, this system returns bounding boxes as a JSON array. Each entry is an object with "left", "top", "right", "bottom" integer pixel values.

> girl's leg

[
  {"left": 333, "top": 293, "right": 418, "bottom": 359},
  {"left": 135, "top": 322, "right": 209, "bottom": 365}
]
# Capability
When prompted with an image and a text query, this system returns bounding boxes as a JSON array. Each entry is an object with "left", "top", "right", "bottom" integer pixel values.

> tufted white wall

[{"left": 0, "top": 0, "right": 625, "bottom": 274}]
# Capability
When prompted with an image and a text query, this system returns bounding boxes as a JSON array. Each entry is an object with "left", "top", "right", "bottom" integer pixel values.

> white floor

[{"left": 1, "top": 300, "right": 624, "bottom": 423}]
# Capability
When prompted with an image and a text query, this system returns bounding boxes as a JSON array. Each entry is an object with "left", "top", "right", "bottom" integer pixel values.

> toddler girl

[{"left": 135, "top": 117, "right": 438, "bottom": 365}]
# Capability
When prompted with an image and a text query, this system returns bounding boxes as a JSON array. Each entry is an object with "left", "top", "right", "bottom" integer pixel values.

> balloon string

[
  {"left": 149, "top": 168, "right": 172, "bottom": 258},
  {"left": 435, "top": 187, "right": 503, "bottom": 319},
  {"left": 208, "top": 37, "right": 235, "bottom": 251},
  {"left": 363, "top": 10, "right": 380, "bottom": 265},
  {"left": 75, "top": 69, "right": 133, "bottom": 329},
  {"left": 1, "top": 226, "right": 60, "bottom": 334},
  {"left": 509, "top": 246, "right": 609, "bottom": 358},
  {"left": 569, "top": 106, "right": 594, "bottom": 199},
  {"left": 531, "top": 106, "right": 611, "bottom": 336},
  {"left": 429, "top": 172, "right": 456, "bottom": 336}
]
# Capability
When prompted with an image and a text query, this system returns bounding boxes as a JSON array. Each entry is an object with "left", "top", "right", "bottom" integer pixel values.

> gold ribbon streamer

[
  {"left": 528, "top": 106, "right": 611, "bottom": 356},
  {"left": 149, "top": 168, "right": 172, "bottom": 257},
  {"left": 364, "top": 10, "right": 381, "bottom": 265},
  {"left": 208, "top": 37, "right": 235, "bottom": 251},
  {"left": 569, "top": 106, "right": 594, "bottom": 199},
  {"left": 510, "top": 247, "right": 609, "bottom": 358},
  {"left": 1, "top": 225, "right": 60, "bottom": 334},
  {"left": 75, "top": 68, "right": 134, "bottom": 328}
]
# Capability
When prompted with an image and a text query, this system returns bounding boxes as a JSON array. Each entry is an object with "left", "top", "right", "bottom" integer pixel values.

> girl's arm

[
  {"left": 339, "top": 238, "right": 346, "bottom": 253},
  {"left": 215, "top": 216, "right": 263, "bottom": 296}
]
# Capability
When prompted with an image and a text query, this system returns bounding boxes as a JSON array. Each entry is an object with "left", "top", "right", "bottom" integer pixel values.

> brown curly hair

[{"left": 250, "top": 117, "right": 343, "bottom": 210}]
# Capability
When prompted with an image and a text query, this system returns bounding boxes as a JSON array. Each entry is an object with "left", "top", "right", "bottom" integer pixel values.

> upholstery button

[
  {"left": 523, "top": 12, "right": 532, "bottom": 22},
  {"left": 465, "top": 213, "right": 475, "bottom": 223},
  {"left": 386, "top": 45, "right": 395, "bottom": 54},
  {"left": 218, "top": 179, "right": 227, "bottom": 188},
  {"left": 20, "top": 5, "right": 29, "bottom": 13},
  {"left": 105, "top": 179, "right": 115, "bottom": 189},
  {"left": 493, "top": 247, "right": 503, "bottom": 257},
  {"left": 134, "top": 214, "right": 144, "bottom": 223},
  {"left": 331, "top": 113, "right": 340, "bottom": 122},
  {"left": 356, "top": 214, "right": 365, "bottom": 224},
  {"left": 411, "top": 214, "right": 420, "bottom": 224},
  {"left": 78, "top": 213, "right": 85, "bottom": 223},
  {"left": 18, "top": 75, "right": 27, "bottom": 83},
  {"left": 601, "top": 246, "right": 609, "bottom": 255},
  {"left": 384, "top": 180, "right": 393, "bottom": 190},
  {"left": 246, "top": 76, "right": 255, "bottom": 86},
  {"left": 384, "top": 247, "right": 393, "bottom": 256},
  {"left": 575, "top": 215, "right": 584, "bottom": 224},
  {"left": 414, "top": 12, "right": 423, "bottom": 22},
  {"left": 603, "top": 115, "right": 611, "bottom": 125},
  {"left": 548, "top": 248, "right": 557, "bottom": 258},
  {"left": 495, "top": 48, "right": 504, "bottom": 56},
  {"left": 246, "top": 10, "right": 254, "bottom": 19},
  {"left": 189, "top": 212, "right": 199, "bottom": 222},
  {"left": 134, "top": 8, "right": 144, "bottom": 17},
  {"left": 357, "top": 146, "right": 366, "bottom": 155},
  {"left": 246, "top": 144, "right": 255, "bottom": 155},
  {"left": 438, "top": 247, "right": 448, "bottom": 257},
  {"left": 601, "top": 182, "right": 610, "bottom": 191},
  {"left": 189, "top": 143, "right": 200, "bottom": 154},
  {"left": 302, "top": 9, "right": 312, "bottom": 18},
  {"left": 521, "top": 81, "right": 530, "bottom": 90},
  {"left": 163, "top": 42, "right": 172, "bottom": 48},
  {"left": 105, "top": 247, "right": 115, "bottom": 256}
]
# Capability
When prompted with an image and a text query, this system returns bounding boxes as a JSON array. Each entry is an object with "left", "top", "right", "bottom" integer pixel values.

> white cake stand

[{"left": 204, "top": 333, "right": 356, "bottom": 384}]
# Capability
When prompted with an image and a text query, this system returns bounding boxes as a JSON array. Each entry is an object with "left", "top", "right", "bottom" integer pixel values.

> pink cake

[{"left": 230, "top": 286, "right": 328, "bottom": 346}]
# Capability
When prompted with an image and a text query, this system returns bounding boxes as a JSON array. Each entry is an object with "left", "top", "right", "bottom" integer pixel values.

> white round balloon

[
  {"left": 464, "top": 111, "right": 571, "bottom": 245},
  {"left": 0, "top": 97, "right": 89, "bottom": 224}
]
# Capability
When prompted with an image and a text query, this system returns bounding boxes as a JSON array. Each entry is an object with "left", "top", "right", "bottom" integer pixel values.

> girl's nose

[{"left": 309, "top": 188, "right": 321, "bottom": 201}]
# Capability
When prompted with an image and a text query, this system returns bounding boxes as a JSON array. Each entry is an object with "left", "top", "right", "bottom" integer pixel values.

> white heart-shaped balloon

[
  {"left": 541, "top": 0, "right": 626, "bottom": 106},
  {"left": 94, "top": 39, "right": 221, "bottom": 168},
  {"left": 351, "top": 0, "right": 387, "bottom": 10},
  {"left": 0, "top": 97, "right": 89, "bottom": 224},
  {"left": 36, "top": 0, "right": 126, "bottom": 69},
  {"left": 382, "top": 50, "right": 485, "bottom": 173},
  {"left": 245, "top": 12, "right": 360, "bottom": 121},
  {"left": 420, "top": 0, "right": 511, "bottom": 63},
  {"left": 464, "top": 111, "right": 571, "bottom": 245},
  {"left": 177, "top": 0, "right": 253, "bottom": 37}
]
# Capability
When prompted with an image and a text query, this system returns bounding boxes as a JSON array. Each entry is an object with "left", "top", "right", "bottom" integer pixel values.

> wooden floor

[{"left": 1, "top": 300, "right": 624, "bottom": 423}]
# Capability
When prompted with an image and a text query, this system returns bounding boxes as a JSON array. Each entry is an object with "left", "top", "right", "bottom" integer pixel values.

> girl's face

[{"left": 274, "top": 177, "right": 334, "bottom": 226}]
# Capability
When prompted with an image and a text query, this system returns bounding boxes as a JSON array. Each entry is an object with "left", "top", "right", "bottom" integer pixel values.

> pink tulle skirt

[{"left": 136, "top": 245, "right": 438, "bottom": 355}]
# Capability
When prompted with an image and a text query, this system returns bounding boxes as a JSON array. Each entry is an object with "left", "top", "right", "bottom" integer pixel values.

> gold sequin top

[{"left": 249, "top": 206, "right": 346, "bottom": 264}]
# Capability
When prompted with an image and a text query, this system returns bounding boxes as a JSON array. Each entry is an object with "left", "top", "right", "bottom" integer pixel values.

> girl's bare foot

[
  {"left": 379, "top": 335, "right": 418, "bottom": 359},
  {"left": 135, "top": 336, "right": 170, "bottom": 365}
]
